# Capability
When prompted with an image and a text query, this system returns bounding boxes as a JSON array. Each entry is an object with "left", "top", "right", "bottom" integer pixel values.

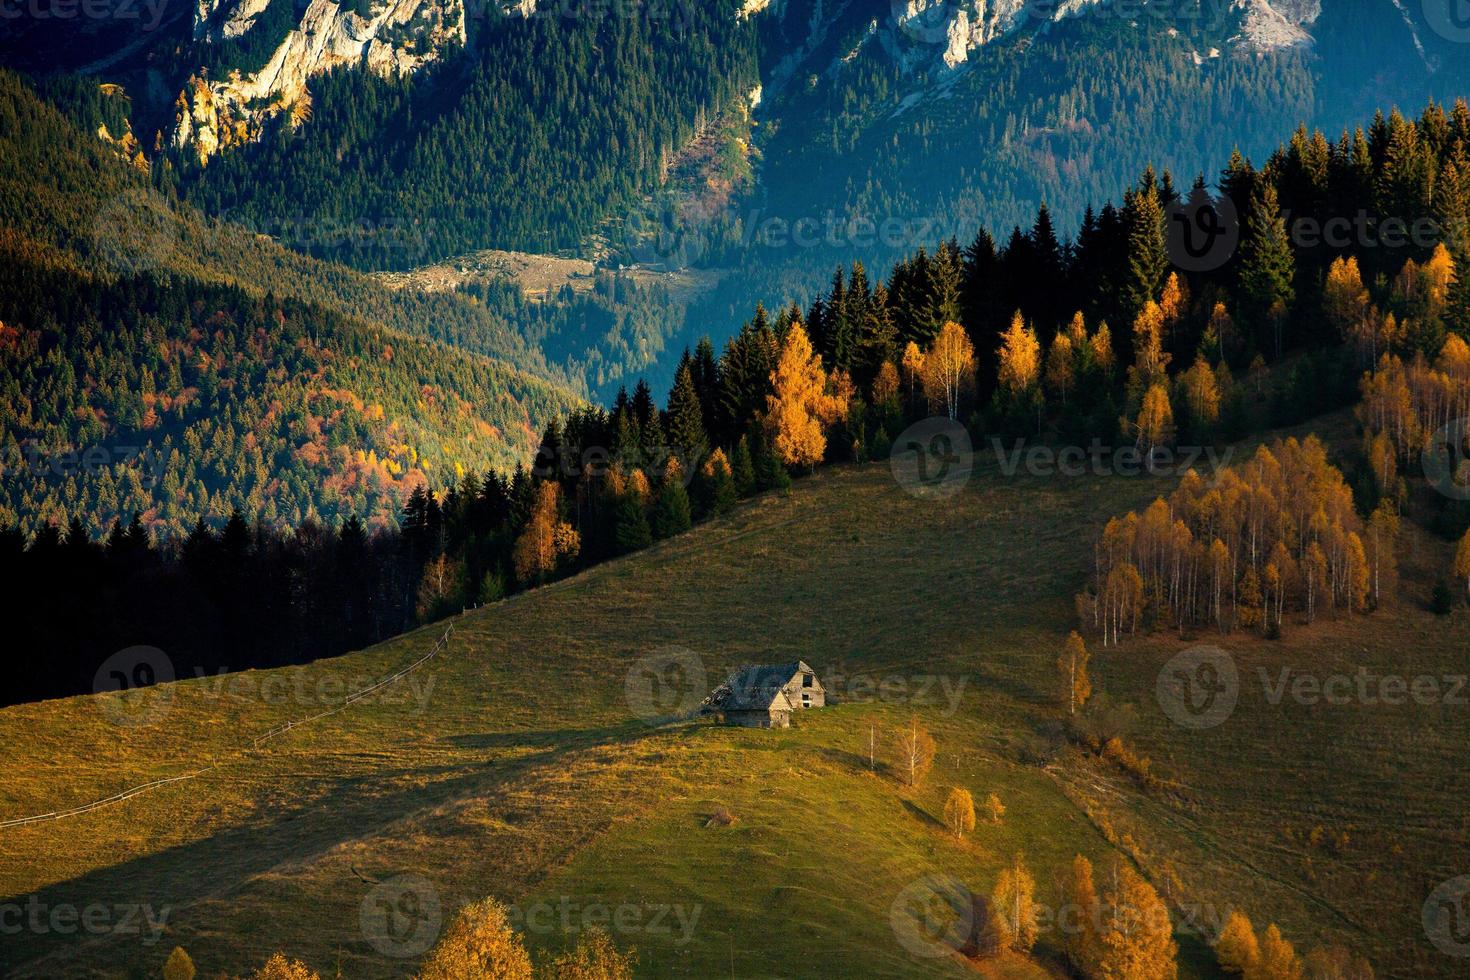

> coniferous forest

[{"left": 7, "top": 95, "right": 1470, "bottom": 708}]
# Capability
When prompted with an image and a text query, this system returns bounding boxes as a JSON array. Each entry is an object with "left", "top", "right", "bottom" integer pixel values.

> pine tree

[
  {"left": 730, "top": 436, "right": 756, "bottom": 496},
  {"left": 613, "top": 486, "right": 652, "bottom": 554},
  {"left": 652, "top": 460, "right": 692, "bottom": 539},
  {"left": 1238, "top": 182, "right": 1296, "bottom": 358},
  {"left": 699, "top": 449, "right": 738, "bottom": 515},
  {"left": 1125, "top": 175, "right": 1169, "bottom": 319},
  {"left": 665, "top": 360, "right": 708, "bottom": 469}
]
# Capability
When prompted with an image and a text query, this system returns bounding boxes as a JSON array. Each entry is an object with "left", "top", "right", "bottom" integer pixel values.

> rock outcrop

[{"left": 173, "top": 0, "right": 466, "bottom": 165}]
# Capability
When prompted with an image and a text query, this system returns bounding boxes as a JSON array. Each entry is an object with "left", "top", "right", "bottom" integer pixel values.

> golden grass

[{"left": 0, "top": 418, "right": 1464, "bottom": 978}]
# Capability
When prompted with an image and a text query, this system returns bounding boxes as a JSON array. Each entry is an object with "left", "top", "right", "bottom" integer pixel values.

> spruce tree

[
  {"left": 1124, "top": 178, "right": 1168, "bottom": 320},
  {"left": 730, "top": 436, "right": 756, "bottom": 496},
  {"left": 1238, "top": 182, "right": 1296, "bottom": 358},
  {"left": 652, "top": 473, "right": 692, "bottom": 539},
  {"left": 665, "top": 360, "right": 708, "bottom": 468},
  {"left": 613, "top": 492, "right": 652, "bottom": 554}
]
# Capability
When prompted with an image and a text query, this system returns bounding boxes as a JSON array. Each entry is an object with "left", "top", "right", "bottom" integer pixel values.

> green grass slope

[{"left": 1, "top": 426, "right": 1466, "bottom": 977}]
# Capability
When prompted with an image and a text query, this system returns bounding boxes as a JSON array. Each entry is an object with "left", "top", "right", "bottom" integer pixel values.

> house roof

[{"left": 704, "top": 661, "right": 818, "bottom": 713}]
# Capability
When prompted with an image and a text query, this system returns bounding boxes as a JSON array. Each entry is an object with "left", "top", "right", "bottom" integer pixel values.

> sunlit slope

[{"left": 2, "top": 439, "right": 1465, "bottom": 977}]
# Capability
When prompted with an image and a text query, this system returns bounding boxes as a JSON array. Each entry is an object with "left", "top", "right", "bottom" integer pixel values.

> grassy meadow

[{"left": 1, "top": 417, "right": 1466, "bottom": 978}]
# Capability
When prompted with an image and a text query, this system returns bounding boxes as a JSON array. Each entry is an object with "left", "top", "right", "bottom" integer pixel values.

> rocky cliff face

[
  {"left": 173, "top": 0, "right": 466, "bottom": 165},
  {"left": 863, "top": 0, "right": 1321, "bottom": 76},
  {"left": 1230, "top": 0, "right": 1322, "bottom": 52}
]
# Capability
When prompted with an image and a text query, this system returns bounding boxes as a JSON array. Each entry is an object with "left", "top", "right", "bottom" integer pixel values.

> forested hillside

[
  {"left": 0, "top": 70, "right": 584, "bottom": 537},
  {"left": 158, "top": 5, "right": 760, "bottom": 269}
]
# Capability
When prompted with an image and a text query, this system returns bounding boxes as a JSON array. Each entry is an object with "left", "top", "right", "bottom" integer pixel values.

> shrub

[
  {"left": 416, "top": 898, "right": 532, "bottom": 980},
  {"left": 163, "top": 946, "right": 196, "bottom": 980},
  {"left": 248, "top": 954, "right": 319, "bottom": 980},
  {"left": 544, "top": 927, "right": 636, "bottom": 980}
]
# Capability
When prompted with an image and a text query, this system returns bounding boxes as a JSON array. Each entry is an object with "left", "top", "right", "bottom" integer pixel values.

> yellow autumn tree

[
  {"left": 1245, "top": 924, "right": 1303, "bottom": 980},
  {"left": 249, "top": 955, "right": 319, "bottom": 980},
  {"left": 1132, "top": 384, "right": 1175, "bottom": 460},
  {"left": 512, "top": 482, "right": 580, "bottom": 584},
  {"left": 1132, "top": 300, "right": 1171, "bottom": 382},
  {"left": 1160, "top": 272, "right": 1188, "bottom": 325},
  {"left": 1324, "top": 256, "right": 1370, "bottom": 347},
  {"left": 545, "top": 927, "right": 636, "bottom": 980},
  {"left": 163, "top": 947, "right": 196, "bottom": 980},
  {"left": 1090, "top": 321, "right": 1117, "bottom": 375},
  {"left": 1046, "top": 330, "right": 1077, "bottom": 405},
  {"left": 901, "top": 341, "right": 925, "bottom": 405},
  {"left": 1454, "top": 527, "right": 1470, "bottom": 601},
  {"left": 922, "top": 321, "right": 976, "bottom": 420},
  {"left": 1093, "top": 862, "right": 1177, "bottom": 980},
  {"left": 1425, "top": 242, "right": 1455, "bottom": 308},
  {"left": 766, "top": 322, "right": 843, "bottom": 470},
  {"left": 873, "top": 360, "right": 900, "bottom": 405},
  {"left": 1061, "top": 855, "right": 1100, "bottom": 970},
  {"left": 1216, "top": 911, "right": 1260, "bottom": 975},
  {"left": 991, "top": 853, "right": 1040, "bottom": 953},
  {"left": 1301, "top": 945, "right": 1374, "bottom": 979},
  {"left": 997, "top": 312, "right": 1041, "bottom": 396},
  {"left": 1181, "top": 355, "right": 1221, "bottom": 433},
  {"left": 892, "top": 714, "right": 936, "bottom": 788},
  {"left": 1057, "top": 630, "right": 1092, "bottom": 715},
  {"left": 417, "top": 899, "right": 533, "bottom": 980},
  {"left": 416, "top": 553, "right": 465, "bottom": 622},
  {"left": 943, "top": 787, "right": 976, "bottom": 839}
]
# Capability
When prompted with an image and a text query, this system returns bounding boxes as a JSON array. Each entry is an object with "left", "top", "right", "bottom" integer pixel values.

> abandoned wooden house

[{"left": 701, "top": 661, "right": 826, "bottom": 728}]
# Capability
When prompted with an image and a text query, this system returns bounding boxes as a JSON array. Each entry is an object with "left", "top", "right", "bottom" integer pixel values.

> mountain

[{"left": 9, "top": 0, "right": 1463, "bottom": 399}]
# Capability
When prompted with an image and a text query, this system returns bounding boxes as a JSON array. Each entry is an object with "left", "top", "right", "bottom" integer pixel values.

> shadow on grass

[{"left": 0, "top": 720, "right": 705, "bottom": 975}]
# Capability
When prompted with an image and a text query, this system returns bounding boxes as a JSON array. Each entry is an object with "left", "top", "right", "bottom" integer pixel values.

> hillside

[
  {"left": 1, "top": 425, "right": 1464, "bottom": 977},
  {"left": 0, "top": 70, "right": 588, "bottom": 534}
]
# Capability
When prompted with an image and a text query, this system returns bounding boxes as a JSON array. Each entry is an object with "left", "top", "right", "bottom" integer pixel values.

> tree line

[{"left": 10, "top": 99, "right": 1470, "bottom": 706}]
